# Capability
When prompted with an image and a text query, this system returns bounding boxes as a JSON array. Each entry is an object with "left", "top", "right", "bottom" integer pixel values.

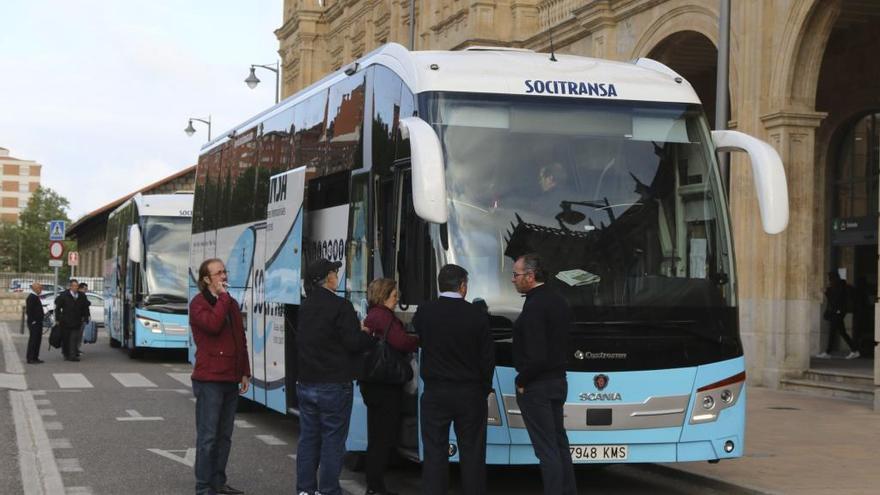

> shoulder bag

[{"left": 361, "top": 318, "right": 414, "bottom": 385}]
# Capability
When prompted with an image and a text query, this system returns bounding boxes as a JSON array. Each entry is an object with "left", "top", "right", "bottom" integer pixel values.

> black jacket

[
  {"left": 413, "top": 296, "right": 495, "bottom": 393},
  {"left": 296, "top": 287, "right": 375, "bottom": 383},
  {"left": 26, "top": 293, "right": 44, "bottom": 327},
  {"left": 55, "top": 291, "right": 84, "bottom": 329},
  {"left": 77, "top": 293, "right": 91, "bottom": 323},
  {"left": 512, "top": 284, "right": 570, "bottom": 388}
]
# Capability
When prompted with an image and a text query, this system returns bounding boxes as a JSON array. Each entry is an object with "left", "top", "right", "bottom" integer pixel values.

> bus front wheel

[{"left": 109, "top": 337, "right": 121, "bottom": 348}]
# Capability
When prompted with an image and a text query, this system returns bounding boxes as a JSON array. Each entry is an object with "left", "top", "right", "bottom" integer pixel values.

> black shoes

[
  {"left": 215, "top": 485, "right": 244, "bottom": 495},
  {"left": 26, "top": 359, "right": 44, "bottom": 364},
  {"left": 365, "top": 490, "right": 399, "bottom": 495}
]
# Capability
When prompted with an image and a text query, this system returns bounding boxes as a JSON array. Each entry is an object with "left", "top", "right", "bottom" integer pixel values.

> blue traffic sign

[{"left": 49, "top": 220, "right": 66, "bottom": 240}]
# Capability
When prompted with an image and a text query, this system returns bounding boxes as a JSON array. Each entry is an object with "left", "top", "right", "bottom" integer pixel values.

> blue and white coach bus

[
  {"left": 188, "top": 43, "right": 788, "bottom": 465},
  {"left": 104, "top": 193, "right": 193, "bottom": 357}
]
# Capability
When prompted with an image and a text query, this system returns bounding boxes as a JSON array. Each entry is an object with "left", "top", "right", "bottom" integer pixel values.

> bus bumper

[{"left": 134, "top": 309, "right": 189, "bottom": 349}]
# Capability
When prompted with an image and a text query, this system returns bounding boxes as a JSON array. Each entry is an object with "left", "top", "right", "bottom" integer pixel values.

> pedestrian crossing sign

[{"left": 49, "top": 220, "right": 66, "bottom": 240}]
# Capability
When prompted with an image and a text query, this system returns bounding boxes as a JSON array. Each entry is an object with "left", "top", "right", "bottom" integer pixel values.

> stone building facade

[{"left": 276, "top": 0, "right": 880, "bottom": 398}]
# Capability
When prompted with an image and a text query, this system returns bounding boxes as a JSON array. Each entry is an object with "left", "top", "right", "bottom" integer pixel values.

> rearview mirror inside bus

[
  {"left": 712, "top": 130, "right": 789, "bottom": 235},
  {"left": 400, "top": 116, "right": 448, "bottom": 224},
  {"left": 128, "top": 224, "right": 144, "bottom": 264}
]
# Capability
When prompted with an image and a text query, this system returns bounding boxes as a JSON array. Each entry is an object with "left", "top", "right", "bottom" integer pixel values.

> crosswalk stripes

[
  {"left": 167, "top": 372, "right": 192, "bottom": 387},
  {"left": 110, "top": 373, "right": 157, "bottom": 388},
  {"left": 53, "top": 373, "right": 94, "bottom": 389}
]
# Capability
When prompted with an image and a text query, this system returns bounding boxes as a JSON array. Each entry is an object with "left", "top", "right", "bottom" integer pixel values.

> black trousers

[
  {"left": 516, "top": 377, "right": 577, "bottom": 495},
  {"left": 26, "top": 323, "right": 42, "bottom": 361},
  {"left": 60, "top": 325, "right": 78, "bottom": 358},
  {"left": 420, "top": 383, "right": 487, "bottom": 495},
  {"left": 827, "top": 314, "right": 855, "bottom": 353},
  {"left": 361, "top": 381, "right": 404, "bottom": 492}
]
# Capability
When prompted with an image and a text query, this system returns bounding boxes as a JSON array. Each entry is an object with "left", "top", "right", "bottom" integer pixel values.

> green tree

[{"left": 0, "top": 186, "right": 75, "bottom": 274}]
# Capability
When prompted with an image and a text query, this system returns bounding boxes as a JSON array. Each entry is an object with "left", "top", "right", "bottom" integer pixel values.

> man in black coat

[
  {"left": 25, "top": 282, "right": 45, "bottom": 364},
  {"left": 55, "top": 279, "right": 84, "bottom": 362},
  {"left": 511, "top": 253, "right": 576, "bottom": 495},
  {"left": 413, "top": 264, "right": 495, "bottom": 495},
  {"left": 74, "top": 282, "right": 91, "bottom": 357},
  {"left": 295, "top": 258, "right": 374, "bottom": 495}
]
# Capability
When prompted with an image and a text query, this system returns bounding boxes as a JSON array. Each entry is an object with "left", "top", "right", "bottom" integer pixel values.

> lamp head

[
  {"left": 184, "top": 120, "right": 196, "bottom": 137},
  {"left": 245, "top": 67, "right": 260, "bottom": 89}
]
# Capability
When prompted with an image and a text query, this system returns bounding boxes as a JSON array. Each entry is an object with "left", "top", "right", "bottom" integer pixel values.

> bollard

[{"left": 20, "top": 304, "right": 26, "bottom": 334}]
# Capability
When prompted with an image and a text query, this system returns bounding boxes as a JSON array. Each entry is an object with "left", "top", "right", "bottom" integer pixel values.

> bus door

[{"left": 263, "top": 167, "right": 306, "bottom": 413}]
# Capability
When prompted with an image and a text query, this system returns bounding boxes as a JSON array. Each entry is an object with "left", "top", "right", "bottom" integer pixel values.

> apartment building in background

[{"left": 0, "top": 147, "right": 41, "bottom": 223}]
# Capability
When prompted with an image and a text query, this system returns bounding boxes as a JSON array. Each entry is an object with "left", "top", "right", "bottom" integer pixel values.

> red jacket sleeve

[{"left": 365, "top": 307, "right": 417, "bottom": 353}]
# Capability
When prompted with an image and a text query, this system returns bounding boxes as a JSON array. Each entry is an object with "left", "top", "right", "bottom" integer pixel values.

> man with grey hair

[
  {"left": 511, "top": 253, "right": 576, "bottom": 495},
  {"left": 295, "top": 258, "right": 374, "bottom": 495},
  {"left": 25, "top": 282, "right": 45, "bottom": 364}
]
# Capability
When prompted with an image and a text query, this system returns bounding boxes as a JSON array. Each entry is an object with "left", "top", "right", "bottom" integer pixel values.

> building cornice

[{"left": 761, "top": 110, "right": 828, "bottom": 130}]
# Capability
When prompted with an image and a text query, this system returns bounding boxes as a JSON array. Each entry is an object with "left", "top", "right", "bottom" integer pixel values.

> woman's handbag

[{"left": 361, "top": 319, "right": 414, "bottom": 385}]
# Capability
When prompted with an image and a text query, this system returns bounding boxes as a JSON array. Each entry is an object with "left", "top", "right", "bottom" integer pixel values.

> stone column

[{"left": 730, "top": 108, "right": 825, "bottom": 387}]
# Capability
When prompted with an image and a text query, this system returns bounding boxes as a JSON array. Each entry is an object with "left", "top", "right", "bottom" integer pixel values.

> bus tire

[
  {"left": 128, "top": 345, "right": 142, "bottom": 359},
  {"left": 109, "top": 337, "right": 121, "bottom": 348}
]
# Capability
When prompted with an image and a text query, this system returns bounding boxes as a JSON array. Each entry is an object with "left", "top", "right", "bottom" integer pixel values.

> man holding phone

[{"left": 189, "top": 258, "right": 251, "bottom": 495}]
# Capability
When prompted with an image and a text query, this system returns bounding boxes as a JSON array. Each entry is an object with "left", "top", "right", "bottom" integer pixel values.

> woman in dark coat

[{"left": 361, "top": 278, "right": 418, "bottom": 495}]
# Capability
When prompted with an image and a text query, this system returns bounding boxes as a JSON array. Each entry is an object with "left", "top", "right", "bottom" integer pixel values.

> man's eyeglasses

[
  {"left": 512, "top": 272, "right": 531, "bottom": 279},
  {"left": 211, "top": 270, "right": 228, "bottom": 277}
]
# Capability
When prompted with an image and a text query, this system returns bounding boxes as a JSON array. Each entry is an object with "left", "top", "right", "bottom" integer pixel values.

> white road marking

[
  {"left": 167, "top": 373, "right": 192, "bottom": 387},
  {"left": 32, "top": 390, "right": 46, "bottom": 396},
  {"left": 44, "top": 422, "right": 63, "bottom": 431},
  {"left": 66, "top": 487, "right": 94, "bottom": 495},
  {"left": 1, "top": 322, "right": 25, "bottom": 374},
  {"left": 56, "top": 458, "right": 83, "bottom": 472},
  {"left": 10, "top": 390, "right": 66, "bottom": 494},
  {"left": 0, "top": 373, "right": 27, "bottom": 390},
  {"left": 39, "top": 409, "right": 57, "bottom": 416},
  {"left": 256, "top": 435, "right": 287, "bottom": 446},
  {"left": 288, "top": 454, "right": 297, "bottom": 460},
  {"left": 147, "top": 448, "right": 195, "bottom": 467},
  {"left": 116, "top": 409, "right": 163, "bottom": 421},
  {"left": 145, "top": 388, "right": 189, "bottom": 394},
  {"left": 111, "top": 373, "right": 156, "bottom": 388},
  {"left": 234, "top": 420, "right": 255, "bottom": 429},
  {"left": 190, "top": 398, "right": 197, "bottom": 403},
  {"left": 34, "top": 399, "right": 50, "bottom": 406},
  {"left": 49, "top": 438, "right": 72, "bottom": 449},
  {"left": 53, "top": 373, "right": 93, "bottom": 389}
]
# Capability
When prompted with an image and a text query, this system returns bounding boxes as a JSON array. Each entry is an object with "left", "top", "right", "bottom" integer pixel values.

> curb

[{"left": 630, "top": 463, "right": 777, "bottom": 495}]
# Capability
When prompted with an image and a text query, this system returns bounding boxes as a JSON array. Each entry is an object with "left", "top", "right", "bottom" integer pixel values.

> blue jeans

[
  {"left": 193, "top": 380, "right": 239, "bottom": 495},
  {"left": 296, "top": 382, "right": 354, "bottom": 495}
]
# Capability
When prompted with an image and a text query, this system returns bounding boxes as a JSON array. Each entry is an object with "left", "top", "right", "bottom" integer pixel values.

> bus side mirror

[
  {"left": 128, "top": 224, "right": 144, "bottom": 263},
  {"left": 399, "top": 117, "right": 448, "bottom": 224},
  {"left": 712, "top": 130, "right": 789, "bottom": 235}
]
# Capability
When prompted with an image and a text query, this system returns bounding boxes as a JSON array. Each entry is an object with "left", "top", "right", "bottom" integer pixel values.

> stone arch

[
  {"left": 769, "top": 0, "right": 841, "bottom": 111},
  {"left": 629, "top": 3, "right": 737, "bottom": 123}
]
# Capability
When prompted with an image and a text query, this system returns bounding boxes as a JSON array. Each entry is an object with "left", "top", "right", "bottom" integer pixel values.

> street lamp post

[
  {"left": 245, "top": 62, "right": 280, "bottom": 104},
  {"left": 184, "top": 116, "right": 212, "bottom": 141}
]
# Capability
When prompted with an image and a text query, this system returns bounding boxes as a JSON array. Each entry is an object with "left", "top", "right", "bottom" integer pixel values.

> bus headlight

[
  {"left": 689, "top": 371, "right": 745, "bottom": 424},
  {"left": 138, "top": 317, "right": 163, "bottom": 334}
]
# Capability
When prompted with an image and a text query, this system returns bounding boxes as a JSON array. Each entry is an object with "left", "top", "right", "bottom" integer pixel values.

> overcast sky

[{"left": 0, "top": 0, "right": 284, "bottom": 220}]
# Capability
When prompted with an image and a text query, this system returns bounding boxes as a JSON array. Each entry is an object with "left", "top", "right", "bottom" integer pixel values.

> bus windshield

[
  {"left": 142, "top": 216, "right": 190, "bottom": 306},
  {"left": 423, "top": 93, "right": 738, "bottom": 369}
]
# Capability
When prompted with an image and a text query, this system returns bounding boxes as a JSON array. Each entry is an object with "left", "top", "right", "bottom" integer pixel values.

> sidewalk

[{"left": 659, "top": 386, "right": 880, "bottom": 495}]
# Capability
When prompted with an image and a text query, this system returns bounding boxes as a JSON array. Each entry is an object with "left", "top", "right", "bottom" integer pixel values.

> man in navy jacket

[{"left": 25, "top": 282, "right": 45, "bottom": 364}]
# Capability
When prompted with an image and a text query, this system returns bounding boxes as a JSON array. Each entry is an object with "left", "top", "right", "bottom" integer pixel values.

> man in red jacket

[{"left": 190, "top": 258, "right": 250, "bottom": 495}]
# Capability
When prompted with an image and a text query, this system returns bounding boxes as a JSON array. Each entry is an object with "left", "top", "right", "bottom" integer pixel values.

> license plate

[{"left": 569, "top": 444, "right": 628, "bottom": 462}]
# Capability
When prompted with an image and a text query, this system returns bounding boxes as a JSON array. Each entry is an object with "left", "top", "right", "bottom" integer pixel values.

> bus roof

[
  {"left": 200, "top": 43, "right": 701, "bottom": 153},
  {"left": 109, "top": 193, "right": 193, "bottom": 219}
]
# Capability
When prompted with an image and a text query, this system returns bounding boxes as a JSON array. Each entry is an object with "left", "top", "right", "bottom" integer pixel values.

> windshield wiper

[
  {"left": 572, "top": 320, "right": 733, "bottom": 345},
  {"left": 145, "top": 293, "right": 187, "bottom": 305}
]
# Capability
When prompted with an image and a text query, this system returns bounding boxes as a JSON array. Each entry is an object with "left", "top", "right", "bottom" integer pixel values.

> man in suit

[
  {"left": 74, "top": 282, "right": 91, "bottom": 358},
  {"left": 295, "top": 258, "right": 375, "bottom": 495},
  {"left": 511, "top": 253, "right": 576, "bottom": 495},
  {"left": 25, "top": 282, "right": 45, "bottom": 364},
  {"left": 55, "top": 278, "right": 83, "bottom": 362},
  {"left": 413, "top": 264, "right": 495, "bottom": 495}
]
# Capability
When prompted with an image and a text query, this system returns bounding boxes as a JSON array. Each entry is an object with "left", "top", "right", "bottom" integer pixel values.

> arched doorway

[
  {"left": 647, "top": 31, "right": 721, "bottom": 128},
  {"left": 829, "top": 112, "right": 880, "bottom": 358},
  {"left": 815, "top": 2, "right": 880, "bottom": 363}
]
